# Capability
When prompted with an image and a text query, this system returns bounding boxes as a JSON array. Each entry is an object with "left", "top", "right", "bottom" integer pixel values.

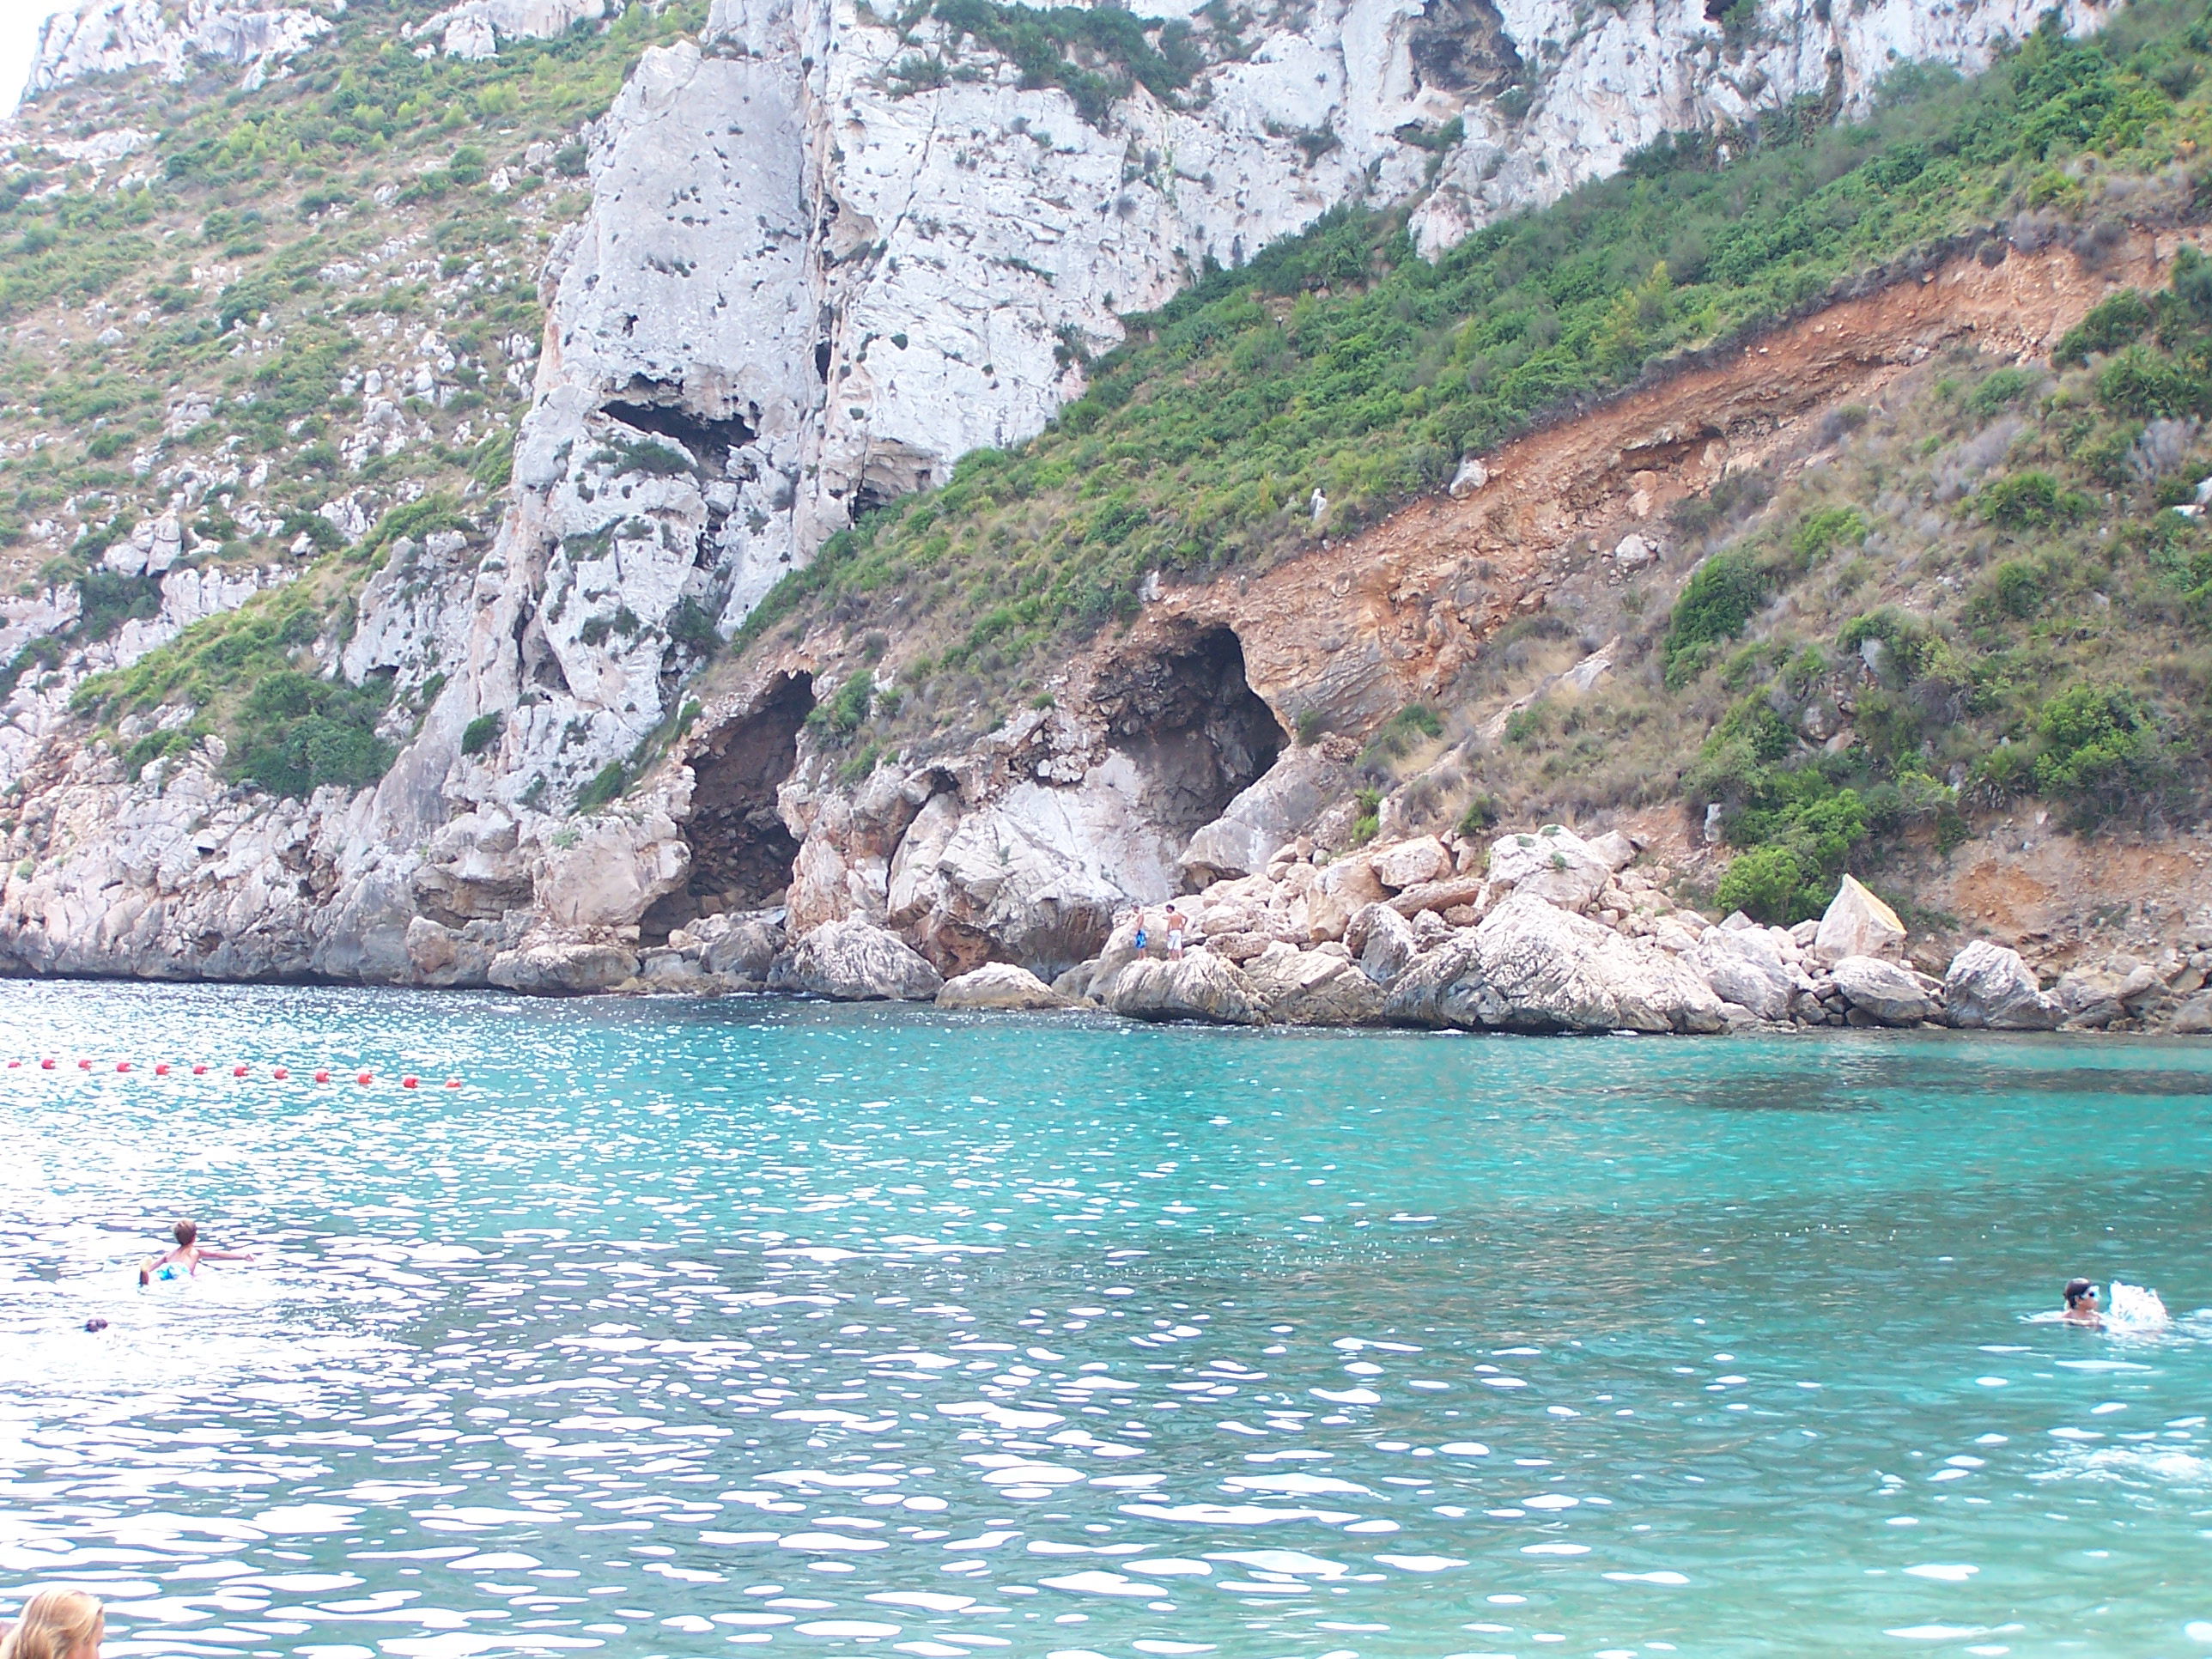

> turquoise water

[{"left": 3, "top": 982, "right": 2211, "bottom": 1659}]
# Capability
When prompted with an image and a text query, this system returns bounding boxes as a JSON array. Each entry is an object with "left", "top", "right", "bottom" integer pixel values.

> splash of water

[{"left": 2108, "top": 1280, "right": 2171, "bottom": 1329}]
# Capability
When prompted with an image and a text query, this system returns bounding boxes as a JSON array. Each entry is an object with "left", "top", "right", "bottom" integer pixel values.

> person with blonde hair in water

[
  {"left": 137, "top": 1218, "right": 252, "bottom": 1287},
  {"left": 1, "top": 1589, "right": 105, "bottom": 1659}
]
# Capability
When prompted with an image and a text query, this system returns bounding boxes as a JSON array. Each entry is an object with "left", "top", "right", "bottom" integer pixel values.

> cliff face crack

[
  {"left": 1097, "top": 625, "right": 1285, "bottom": 835},
  {"left": 641, "top": 672, "right": 813, "bottom": 940}
]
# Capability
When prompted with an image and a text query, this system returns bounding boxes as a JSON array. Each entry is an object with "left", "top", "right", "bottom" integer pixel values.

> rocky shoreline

[{"left": 468, "top": 822, "right": 2212, "bottom": 1038}]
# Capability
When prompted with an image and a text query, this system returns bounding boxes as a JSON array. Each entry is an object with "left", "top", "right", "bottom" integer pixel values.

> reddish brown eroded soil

[{"left": 1133, "top": 229, "right": 2185, "bottom": 722}]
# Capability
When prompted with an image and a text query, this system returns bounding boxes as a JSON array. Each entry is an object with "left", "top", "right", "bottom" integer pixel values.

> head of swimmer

[
  {"left": 173, "top": 1219, "right": 198, "bottom": 1248},
  {"left": 2064, "top": 1277, "right": 2098, "bottom": 1314}
]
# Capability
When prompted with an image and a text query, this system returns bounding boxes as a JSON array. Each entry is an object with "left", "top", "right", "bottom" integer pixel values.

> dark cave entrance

[
  {"left": 1097, "top": 624, "right": 1285, "bottom": 836},
  {"left": 641, "top": 672, "right": 813, "bottom": 941}
]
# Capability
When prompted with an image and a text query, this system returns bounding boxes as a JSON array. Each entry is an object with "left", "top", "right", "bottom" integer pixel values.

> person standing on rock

[{"left": 1164, "top": 905, "right": 1187, "bottom": 960}]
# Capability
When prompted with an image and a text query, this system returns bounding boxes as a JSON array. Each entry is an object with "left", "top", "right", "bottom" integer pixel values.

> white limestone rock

[
  {"left": 1812, "top": 874, "right": 1907, "bottom": 965},
  {"left": 487, "top": 939, "right": 640, "bottom": 994},
  {"left": 1370, "top": 835, "right": 1450, "bottom": 891},
  {"left": 1942, "top": 939, "right": 2062, "bottom": 1031},
  {"left": 1692, "top": 927, "right": 1797, "bottom": 1024},
  {"left": 1827, "top": 954, "right": 1940, "bottom": 1026},
  {"left": 1243, "top": 943, "right": 1387, "bottom": 1026},
  {"left": 936, "top": 962, "right": 1072, "bottom": 1011},
  {"left": 1182, "top": 745, "right": 1354, "bottom": 884},
  {"left": 770, "top": 915, "right": 945, "bottom": 1001},
  {"left": 27, "top": 0, "right": 331, "bottom": 96},
  {"left": 1346, "top": 900, "right": 1418, "bottom": 987},
  {"left": 1107, "top": 951, "right": 1264, "bottom": 1026},
  {"left": 1486, "top": 824, "right": 1613, "bottom": 912},
  {"left": 1384, "top": 891, "right": 1723, "bottom": 1033}
]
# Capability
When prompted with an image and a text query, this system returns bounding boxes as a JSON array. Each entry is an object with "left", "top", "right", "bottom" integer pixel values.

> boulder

[
  {"left": 1381, "top": 933, "right": 1496, "bottom": 1030},
  {"left": 1942, "top": 939, "right": 2062, "bottom": 1030},
  {"left": 1107, "top": 951, "right": 1264, "bottom": 1025},
  {"left": 1827, "top": 954, "right": 1939, "bottom": 1026},
  {"left": 1346, "top": 901, "right": 1417, "bottom": 985},
  {"left": 1692, "top": 927, "right": 1796, "bottom": 1024},
  {"left": 2053, "top": 955, "right": 2164, "bottom": 1028},
  {"left": 2168, "top": 992, "right": 2212, "bottom": 1035},
  {"left": 1182, "top": 746, "right": 1355, "bottom": 884},
  {"left": 1474, "top": 893, "right": 1727, "bottom": 1034},
  {"left": 488, "top": 939, "right": 640, "bottom": 995},
  {"left": 1486, "top": 825, "right": 1613, "bottom": 912},
  {"left": 691, "top": 911, "right": 785, "bottom": 981},
  {"left": 937, "top": 962, "right": 1073, "bottom": 1011},
  {"left": 1811, "top": 874, "right": 1905, "bottom": 965},
  {"left": 1383, "top": 893, "right": 1724, "bottom": 1034},
  {"left": 1370, "top": 836, "right": 1449, "bottom": 891},
  {"left": 769, "top": 917, "right": 945, "bottom": 1001},
  {"left": 1243, "top": 945, "right": 1386, "bottom": 1025},
  {"left": 404, "top": 915, "right": 495, "bottom": 988},
  {"left": 1587, "top": 830, "right": 1639, "bottom": 872},
  {"left": 1305, "top": 855, "right": 1388, "bottom": 942},
  {"left": 1052, "top": 960, "right": 1101, "bottom": 1003}
]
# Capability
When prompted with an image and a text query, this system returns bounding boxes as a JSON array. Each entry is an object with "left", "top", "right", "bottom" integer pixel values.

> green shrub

[
  {"left": 1456, "top": 792, "right": 1500, "bottom": 836},
  {"left": 1978, "top": 471, "right": 2088, "bottom": 529},
  {"left": 1966, "top": 366, "right": 2045, "bottom": 417},
  {"left": 667, "top": 598, "right": 720, "bottom": 652},
  {"left": 2053, "top": 288, "right": 2154, "bottom": 366},
  {"left": 1790, "top": 505, "right": 1869, "bottom": 564},
  {"left": 574, "top": 761, "right": 628, "bottom": 812},
  {"left": 460, "top": 711, "right": 502, "bottom": 755},
  {"left": 1350, "top": 786, "right": 1382, "bottom": 846},
  {"left": 1663, "top": 549, "right": 1769, "bottom": 687},
  {"left": 2032, "top": 683, "right": 2161, "bottom": 813},
  {"left": 0, "top": 635, "right": 64, "bottom": 701},
  {"left": 75, "top": 572, "right": 161, "bottom": 642},
  {"left": 1991, "top": 560, "right": 2045, "bottom": 618},
  {"left": 228, "top": 670, "right": 392, "bottom": 797},
  {"left": 1714, "top": 844, "right": 1807, "bottom": 926}
]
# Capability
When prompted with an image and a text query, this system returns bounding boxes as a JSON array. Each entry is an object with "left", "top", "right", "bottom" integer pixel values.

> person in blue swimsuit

[{"left": 138, "top": 1218, "right": 252, "bottom": 1287}]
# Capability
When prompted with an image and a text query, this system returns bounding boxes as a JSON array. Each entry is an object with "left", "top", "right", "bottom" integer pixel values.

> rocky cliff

[{"left": 4, "top": 0, "right": 2203, "bottom": 1028}]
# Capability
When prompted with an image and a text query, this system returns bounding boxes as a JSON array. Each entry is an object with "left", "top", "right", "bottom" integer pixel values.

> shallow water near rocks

[{"left": 3, "top": 980, "right": 2211, "bottom": 1659}]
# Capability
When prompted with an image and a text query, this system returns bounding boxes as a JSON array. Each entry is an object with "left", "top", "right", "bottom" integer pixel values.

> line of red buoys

[{"left": 15, "top": 1062, "right": 464, "bottom": 1087}]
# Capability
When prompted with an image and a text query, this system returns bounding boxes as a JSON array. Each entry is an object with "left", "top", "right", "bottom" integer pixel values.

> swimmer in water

[
  {"left": 2062, "top": 1277, "right": 2103, "bottom": 1328},
  {"left": 137, "top": 1218, "right": 252, "bottom": 1288}
]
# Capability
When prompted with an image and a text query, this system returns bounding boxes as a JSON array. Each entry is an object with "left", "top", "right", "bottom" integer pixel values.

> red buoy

[
  {"left": 40, "top": 1059, "right": 55, "bottom": 1070},
  {"left": 155, "top": 1063, "right": 171, "bottom": 1076},
  {"left": 116, "top": 1061, "right": 131, "bottom": 1073},
  {"left": 272, "top": 1067, "right": 289, "bottom": 1081},
  {"left": 401, "top": 1075, "right": 418, "bottom": 1089},
  {"left": 445, "top": 1079, "right": 461, "bottom": 1089},
  {"left": 233, "top": 1065, "right": 248, "bottom": 1077},
  {"left": 314, "top": 1069, "right": 330, "bottom": 1084},
  {"left": 356, "top": 1072, "right": 372, "bottom": 1086},
  {"left": 77, "top": 1059, "right": 92, "bottom": 1070},
  {"left": 191, "top": 1064, "right": 207, "bottom": 1075},
  {"left": 5, "top": 1060, "right": 17, "bottom": 1069}
]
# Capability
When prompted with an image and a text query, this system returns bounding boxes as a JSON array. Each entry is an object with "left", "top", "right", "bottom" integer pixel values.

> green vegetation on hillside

[{"left": 749, "top": 4, "right": 2212, "bottom": 724}]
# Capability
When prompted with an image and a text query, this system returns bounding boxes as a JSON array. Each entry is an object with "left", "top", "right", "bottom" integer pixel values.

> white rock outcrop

[
  {"left": 936, "top": 962, "right": 1072, "bottom": 1011},
  {"left": 1812, "top": 874, "right": 1907, "bottom": 965},
  {"left": 1942, "top": 939, "right": 2063, "bottom": 1030},
  {"left": 769, "top": 915, "right": 945, "bottom": 1000},
  {"left": 1385, "top": 891, "right": 1724, "bottom": 1033},
  {"left": 26, "top": 0, "right": 331, "bottom": 96},
  {"left": 1486, "top": 825, "right": 1613, "bottom": 911},
  {"left": 1827, "top": 954, "right": 1940, "bottom": 1026},
  {"left": 1108, "top": 951, "right": 1265, "bottom": 1025}
]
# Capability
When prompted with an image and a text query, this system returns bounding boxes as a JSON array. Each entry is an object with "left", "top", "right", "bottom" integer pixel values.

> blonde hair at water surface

[{"left": 1, "top": 1589, "right": 104, "bottom": 1659}]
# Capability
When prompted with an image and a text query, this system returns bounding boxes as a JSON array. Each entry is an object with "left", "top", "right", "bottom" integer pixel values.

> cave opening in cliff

[
  {"left": 601, "top": 393, "right": 757, "bottom": 467},
  {"left": 641, "top": 672, "right": 813, "bottom": 942},
  {"left": 1099, "top": 624, "right": 1285, "bottom": 835}
]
